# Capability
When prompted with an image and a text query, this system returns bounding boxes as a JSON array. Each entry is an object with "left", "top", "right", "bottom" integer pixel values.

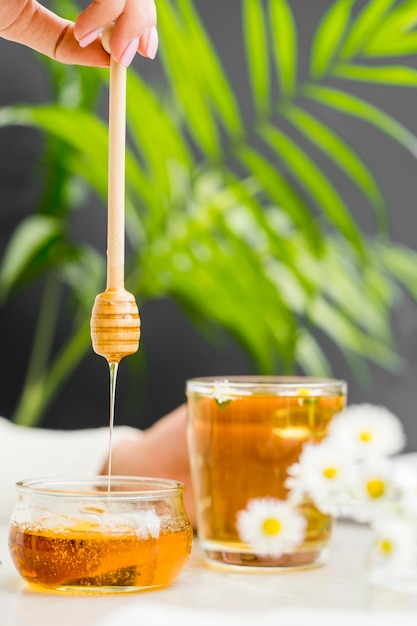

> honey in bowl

[{"left": 9, "top": 477, "right": 193, "bottom": 593}]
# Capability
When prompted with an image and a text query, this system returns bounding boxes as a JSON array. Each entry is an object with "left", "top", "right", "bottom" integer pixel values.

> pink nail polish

[
  {"left": 146, "top": 27, "right": 159, "bottom": 60},
  {"left": 120, "top": 37, "right": 140, "bottom": 67},
  {"left": 78, "top": 28, "right": 102, "bottom": 48}
]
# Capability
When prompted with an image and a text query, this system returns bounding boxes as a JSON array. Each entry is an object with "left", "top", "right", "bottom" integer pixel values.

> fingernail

[
  {"left": 146, "top": 26, "right": 159, "bottom": 59},
  {"left": 78, "top": 28, "right": 102, "bottom": 48},
  {"left": 120, "top": 37, "right": 139, "bottom": 67}
]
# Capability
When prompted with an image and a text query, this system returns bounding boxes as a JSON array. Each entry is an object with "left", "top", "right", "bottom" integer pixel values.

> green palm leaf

[
  {"left": 217, "top": 179, "right": 319, "bottom": 294},
  {"left": 259, "top": 124, "right": 365, "bottom": 253},
  {"left": 340, "top": 0, "right": 397, "bottom": 60},
  {"left": 324, "top": 242, "right": 394, "bottom": 343},
  {"left": 157, "top": 3, "right": 220, "bottom": 156},
  {"left": 363, "top": 0, "right": 417, "bottom": 56},
  {"left": 158, "top": 0, "right": 244, "bottom": 154},
  {"left": 375, "top": 0, "right": 417, "bottom": 35},
  {"left": 269, "top": 0, "right": 297, "bottom": 98},
  {"left": 378, "top": 243, "right": 417, "bottom": 301},
  {"left": 309, "top": 297, "right": 400, "bottom": 370},
  {"left": 303, "top": 85, "right": 417, "bottom": 157},
  {"left": 0, "top": 104, "right": 157, "bottom": 208},
  {"left": 332, "top": 63, "right": 417, "bottom": 85},
  {"left": 282, "top": 105, "right": 388, "bottom": 231},
  {"left": 310, "top": 0, "right": 356, "bottom": 79},
  {"left": 236, "top": 146, "right": 323, "bottom": 248},
  {"left": 0, "top": 215, "right": 62, "bottom": 300},
  {"left": 126, "top": 72, "right": 192, "bottom": 196},
  {"left": 178, "top": 0, "right": 243, "bottom": 137},
  {"left": 243, "top": 0, "right": 271, "bottom": 114},
  {"left": 141, "top": 224, "right": 285, "bottom": 372},
  {"left": 295, "top": 329, "right": 332, "bottom": 377},
  {"left": 365, "top": 32, "right": 417, "bottom": 56}
]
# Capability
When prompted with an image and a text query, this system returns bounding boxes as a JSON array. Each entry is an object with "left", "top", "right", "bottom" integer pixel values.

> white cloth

[{"left": 0, "top": 416, "right": 142, "bottom": 523}]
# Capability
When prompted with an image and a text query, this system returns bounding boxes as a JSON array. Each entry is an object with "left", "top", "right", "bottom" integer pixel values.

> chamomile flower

[
  {"left": 328, "top": 404, "right": 405, "bottom": 458},
  {"left": 369, "top": 515, "right": 417, "bottom": 571},
  {"left": 348, "top": 457, "right": 398, "bottom": 523},
  {"left": 212, "top": 379, "right": 234, "bottom": 405},
  {"left": 368, "top": 515, "right": 417, "bottom": 592},
  {"left": 236, "top": 497, "right": 306, "bottom": 557},
  {"left": 286, "top": 441, "right": 356, "bottom": 515}
]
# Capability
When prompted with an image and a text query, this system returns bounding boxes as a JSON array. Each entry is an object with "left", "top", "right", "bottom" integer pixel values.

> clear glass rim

[
  {"left": 186, "top": 375, "right": 347, "bottom": 396},
  {"left": 15, "top": 476, "right": 186, "bottom": 500}
]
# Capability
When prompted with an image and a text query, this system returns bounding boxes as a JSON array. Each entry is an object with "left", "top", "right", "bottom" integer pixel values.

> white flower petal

[
  {"left": 370, "top": 515, "right": 417, "bottom": 569},
  {"left": 286, "top": 441, "right": 356, "bottom": 515},
  {"left": 236, "top": 498, "right": 306, "bottom": 557},
  {"left": 328, "top": 404, "right": 405, "bottom": 458}
]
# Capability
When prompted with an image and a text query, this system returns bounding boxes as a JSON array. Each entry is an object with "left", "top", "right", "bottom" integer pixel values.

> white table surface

[{"left": 1, "top": 521, "right": 417, "bottom": 626}]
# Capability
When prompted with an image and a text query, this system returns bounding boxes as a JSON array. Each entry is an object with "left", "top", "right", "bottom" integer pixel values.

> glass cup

[
  {"left": 9, "top": 476, "right": 193, "bottom": 593},
  {"left": 186, "top": 376, "right": 346, "bottom": 569}
]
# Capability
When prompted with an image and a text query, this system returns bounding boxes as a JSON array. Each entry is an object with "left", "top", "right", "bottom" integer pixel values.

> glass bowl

[{"left": 9, "top": 476, "right": 193, "bottom": 594}]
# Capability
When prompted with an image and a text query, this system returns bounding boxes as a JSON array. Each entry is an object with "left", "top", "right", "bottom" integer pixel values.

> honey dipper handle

[{"left": 107, "top": 56, "right": 127, "bottom": 290}]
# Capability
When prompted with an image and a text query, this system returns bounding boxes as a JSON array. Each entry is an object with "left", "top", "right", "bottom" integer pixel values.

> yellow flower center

[
  {"left": 378, "top": 538, "right": 392, "bottom": 555},
  {"left": 323, "top": 466, "right": 338, "bottom": 479},
  {"left": 359, "top": 430, "right": 372, "bottom": 442},
  {"left": 366, "top": 479, "right": 386, "bottom": 499},
  {"left": 262, "top": 518, "right": 282, "bottom": 536}
]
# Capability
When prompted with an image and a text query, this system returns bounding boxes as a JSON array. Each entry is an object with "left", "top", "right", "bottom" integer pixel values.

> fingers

[
  {"left": 0, "top": 0, "right": 157, "bottom": 67},
  {"left": 55, "top": 23, "right": 110, "bottom": 67},
  {"left": 74, "top": 0, "right": 158, "bottom": 66},
  {"left": 0, "top": 1, "right": 109, "bottom": 67}
]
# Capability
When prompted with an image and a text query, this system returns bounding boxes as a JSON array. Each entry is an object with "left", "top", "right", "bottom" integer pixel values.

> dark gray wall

[{"left": 1, "top": 1, "right": 417, "bottom": 451}]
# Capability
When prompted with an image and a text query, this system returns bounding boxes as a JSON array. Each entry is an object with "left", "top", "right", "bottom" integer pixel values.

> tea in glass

[{"left": 186, "top": 376, "right": 346, "bottom": 569}]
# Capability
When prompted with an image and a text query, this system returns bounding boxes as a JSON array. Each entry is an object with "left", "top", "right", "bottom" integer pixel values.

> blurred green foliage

[{"left": 1, "top": 0, "right": 417, "bottom": 426}]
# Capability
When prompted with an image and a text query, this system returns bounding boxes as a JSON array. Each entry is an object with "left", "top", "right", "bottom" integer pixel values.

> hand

[
  {"left": 101, "top": 405, "right": 196, "bottom": 527},
  {"left": 0, "top": 0, "right": 158, "bottom": 67}
]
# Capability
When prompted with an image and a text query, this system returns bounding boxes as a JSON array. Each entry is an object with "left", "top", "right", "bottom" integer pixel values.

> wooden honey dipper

[{"left": 90, "top": 27, "right": 140, "bottom": 363}]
